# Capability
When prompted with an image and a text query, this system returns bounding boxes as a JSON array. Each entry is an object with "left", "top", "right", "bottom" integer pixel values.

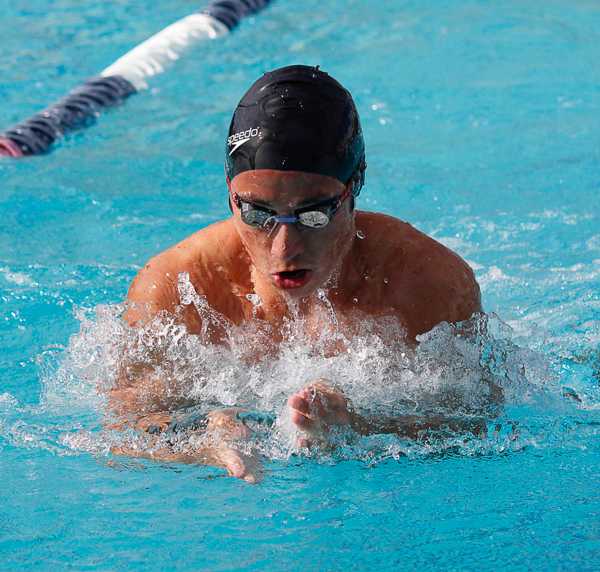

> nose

[{"left": 269, "top": 222, "right": 304, "bottom": 262}]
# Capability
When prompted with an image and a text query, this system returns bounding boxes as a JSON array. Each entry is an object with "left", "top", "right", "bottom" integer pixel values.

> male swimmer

[{"left": 109, "top": 65, "right": 483, "bottom": 481}]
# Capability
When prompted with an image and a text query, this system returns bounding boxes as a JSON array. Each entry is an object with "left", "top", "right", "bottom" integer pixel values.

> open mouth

[{"left": 272, "top": 269, "right": 312, "bottom": 289}]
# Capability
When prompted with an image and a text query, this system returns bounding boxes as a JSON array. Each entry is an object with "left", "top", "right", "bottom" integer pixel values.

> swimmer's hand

[
  {"left": 109, "top": 408, "right": 261, "bottom": 483},
  {"left": 287, "top": 380, "right": 354, "bottom": 447}
]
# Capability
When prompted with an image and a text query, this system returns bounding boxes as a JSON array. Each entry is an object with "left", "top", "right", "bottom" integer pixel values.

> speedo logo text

[{"left": 227, "top": 127, "right": 260, "bottom": 155}]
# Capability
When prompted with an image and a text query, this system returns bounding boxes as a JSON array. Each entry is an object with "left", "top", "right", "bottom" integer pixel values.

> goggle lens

[
  {"left": 297, "top": 210, "right": 330, "bottom": 228},
  {"left": 240, "top": 203, "right": 272, "bottom": 227},
  {"left": 234, "top": 189, "right": 349, "bottom": 231}
]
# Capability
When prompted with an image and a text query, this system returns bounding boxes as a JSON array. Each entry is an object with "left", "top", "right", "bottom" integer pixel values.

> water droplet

[
  {"left": 246, "top": 293, "right": 262, "bottom": 307},
  {"left": 352, "top": 297, "right": 359, "bottom": 304},
  {"left": 384, "top": 277, "right": 389, "bottom": 284},
  {"left": 356, "top": 230, "right": 365, "bottom": 239}
]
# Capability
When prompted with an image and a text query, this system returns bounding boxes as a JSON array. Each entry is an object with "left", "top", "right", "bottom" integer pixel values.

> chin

[
  {"left": 271, "top": 271, "right": 327, "bottom": 299},
  {"left": 282, "top": 283, "right": 317, "bottom": 299}
]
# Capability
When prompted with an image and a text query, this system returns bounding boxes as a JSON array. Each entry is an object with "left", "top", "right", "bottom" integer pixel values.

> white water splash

[{"left": 3, "top": 274, "right": 597, "bottom": 466}]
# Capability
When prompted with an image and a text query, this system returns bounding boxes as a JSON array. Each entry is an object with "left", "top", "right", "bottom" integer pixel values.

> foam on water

[{"left": 2, "top": 271, "right": 596, "bottom": 472}]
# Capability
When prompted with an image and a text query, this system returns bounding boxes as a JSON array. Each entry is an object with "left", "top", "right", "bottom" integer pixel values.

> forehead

[{"left": 230, "top": 169, "right": 344, "bottom": 207}]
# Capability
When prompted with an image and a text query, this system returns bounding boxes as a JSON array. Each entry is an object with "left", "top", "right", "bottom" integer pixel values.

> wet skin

[
  {"left": 113, "top": 170, "right": 482, "bottom": 479},
  {"left": 111, "top": 408, "right": 260, "bottom": 483},
  {"left": 125, "top": 170, "right": 481, "bottom": 338}
]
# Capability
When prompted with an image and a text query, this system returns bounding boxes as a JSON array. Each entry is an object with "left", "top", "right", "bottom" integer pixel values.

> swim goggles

[{"left": 232, "top": 186, "right": 351, "bottom": 231}]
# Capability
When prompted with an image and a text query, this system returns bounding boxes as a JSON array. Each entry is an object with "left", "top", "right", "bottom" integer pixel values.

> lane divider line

[{"left": 0, "top": 0, "right": 273, "bottom": 158}]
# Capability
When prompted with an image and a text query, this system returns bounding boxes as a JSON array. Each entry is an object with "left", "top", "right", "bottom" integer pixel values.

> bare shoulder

[
  {"left": 355, "top": 212, "right": 481, "bottom": 335},
  {"left": 125, "top": 220, "right": 240, "bottom": 326}
]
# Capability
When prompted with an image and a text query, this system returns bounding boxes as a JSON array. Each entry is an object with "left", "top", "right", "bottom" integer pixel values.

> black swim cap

[{"left": 225, "top": 65, "right": 366, "bottom": 196}]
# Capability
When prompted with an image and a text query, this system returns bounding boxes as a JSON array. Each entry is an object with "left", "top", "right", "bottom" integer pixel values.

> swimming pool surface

[{"left": 1, "top": 1, "right": 599, "bottom": 570}]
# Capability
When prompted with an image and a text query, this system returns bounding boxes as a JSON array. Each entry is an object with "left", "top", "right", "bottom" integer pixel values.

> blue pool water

[{"left": 1, "top": 0, "right": 599, "bottom": 569}]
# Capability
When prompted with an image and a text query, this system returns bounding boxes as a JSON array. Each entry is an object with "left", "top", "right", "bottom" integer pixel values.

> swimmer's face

[{"left": 230, "top": 170, "right": 355, "bottom": 298}]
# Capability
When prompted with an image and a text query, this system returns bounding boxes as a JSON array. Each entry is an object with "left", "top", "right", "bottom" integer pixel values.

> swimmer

[{"left": 109, "top": 65, "right": 484, "bottom": 480}]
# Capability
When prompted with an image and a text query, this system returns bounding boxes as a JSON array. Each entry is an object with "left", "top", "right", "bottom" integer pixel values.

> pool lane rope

[{"left": 0, "top": 0, "right": 272, "bottom": 158}]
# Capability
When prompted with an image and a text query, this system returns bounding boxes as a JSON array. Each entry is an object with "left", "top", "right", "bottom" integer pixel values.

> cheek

[
  {"left": 309, "top": 217, "right": 354, "bottom": 260},
  {"left": 238, "top": 227, "right": 270, "bottom": 263}
]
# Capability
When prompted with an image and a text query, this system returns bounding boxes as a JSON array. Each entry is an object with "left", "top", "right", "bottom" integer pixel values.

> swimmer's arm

[
  {"left": 107, "top": 344, "right": 200, "bottom": 425},
  {"left": 107, "top": 354, "right": 193, "bottom": 431},
  {"left": 109, "top": 408, "right": 261, "bottom": 483},
  {"left": 348, "top": 412, "right": 488, "bottom": 439},
  {"left": 347, "top": 367, "right": 503, "bottom": 438},
  {"left": 109, "top": 254, "right": 203, "bottom": 424},
  {"left": 292, "top": 382, "right": 491, "bottom": 441},
  {"left": 347, "top": 373, "right": 503, "bottom": 438},
  {"left": 110, "top": 440, "right": 259, "bottom": 483}
]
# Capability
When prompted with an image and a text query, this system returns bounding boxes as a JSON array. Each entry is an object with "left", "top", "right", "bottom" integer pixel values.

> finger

[
  {"left": 290, "top": 408, "right": 314, "bottom": 428},
  {"left": 242, "top": 472, "right": 258, "bottom": 484},
  {"left": 213, "top": 447, "right": 262, "bottom": 484},
  {"left": 287, "top": 392, "right": 311, "bottom": 415},
  {"left": 223, "top": 453, "right": 246, "bottom": 478}
]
